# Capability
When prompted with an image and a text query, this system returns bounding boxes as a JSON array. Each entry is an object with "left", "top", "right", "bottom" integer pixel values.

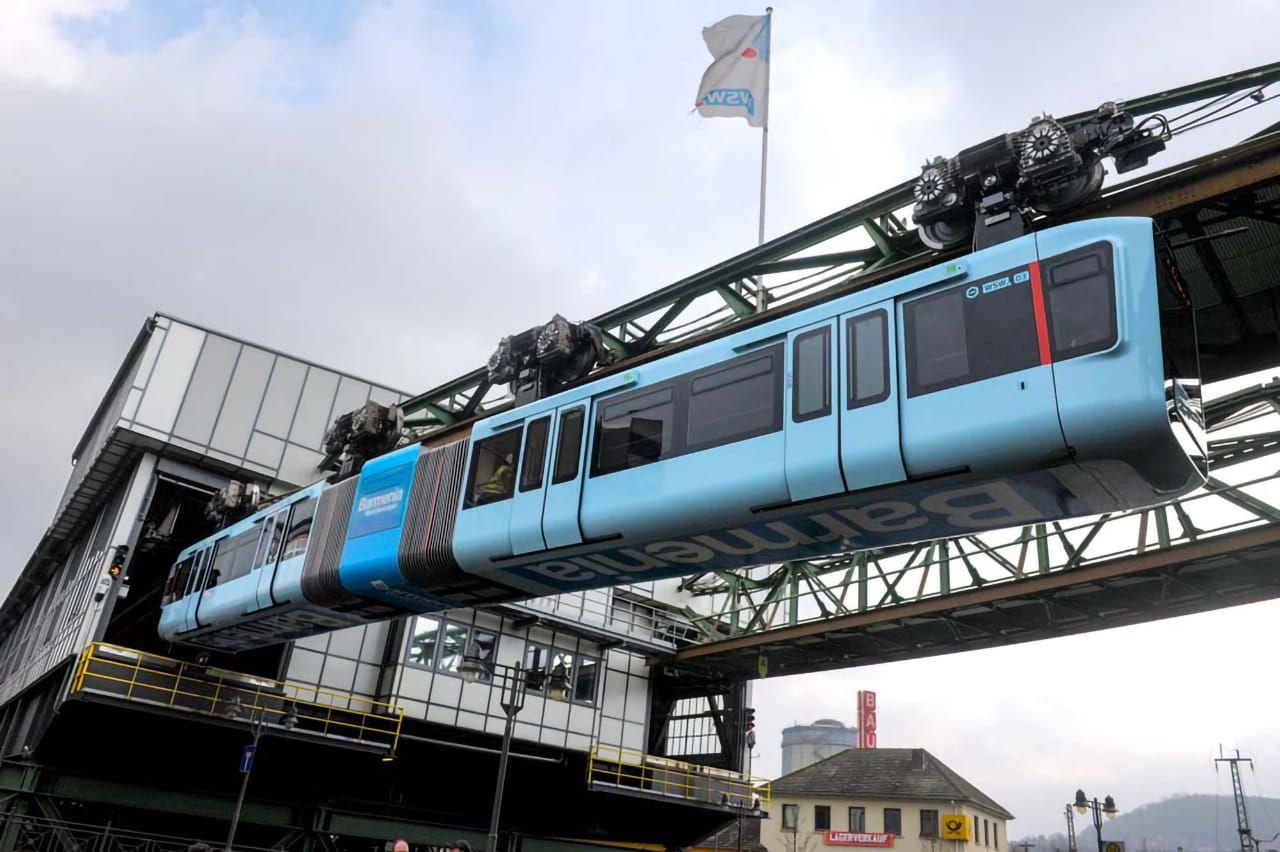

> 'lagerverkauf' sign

[{"left": 825, "top": 832, "right": 895, "bottom": 847}]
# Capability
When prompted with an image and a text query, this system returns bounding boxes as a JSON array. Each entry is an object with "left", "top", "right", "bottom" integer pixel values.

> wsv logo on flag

[
  {"left": 694, "top": 13, "right": 770, "bottom": 128},
  {"left": 701, "top": 88, "right": 756, "bottom": 116}
]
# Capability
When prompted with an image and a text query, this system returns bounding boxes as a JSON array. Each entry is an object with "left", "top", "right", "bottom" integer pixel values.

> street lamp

[
  {"left": 1070, "top": 789, "right": 1119, "bottom": 852},
  {"left": 461, "top": 642, "right": 568, "bottom": 852}
]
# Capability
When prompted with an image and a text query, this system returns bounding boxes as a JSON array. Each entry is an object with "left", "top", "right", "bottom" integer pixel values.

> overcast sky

[{"left": 3, "top": 0, "right": 1280, "bottom": 838}]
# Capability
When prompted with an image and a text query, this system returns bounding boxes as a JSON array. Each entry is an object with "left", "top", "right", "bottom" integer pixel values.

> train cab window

[
  {"left": 519, "top": 417, "right": 551, "bottom": 492},
  {"left": 595, "top": 387, "right": 675, "bottom": 475},
  {"left": 793, "top": 328, "right": 831, "bottom": 421},
  {"left": 1042, "top": 243, "right": 1116, "bottom": 359},
  {"left": 552, "top": 407, "right": 585, "bottom": 484},
  {"left": 281, "top": 497, "right": 316, "bottom": 561},
  {"left": 688, "top": 348, "right": 782, "bottom": 447},
  {"left": 848, "top": 310, "right": 890, "bottom": 408},
  {"left": 465, "top": 428, "right": 523, "bottom": 508},
  {"left": 208, "top": 524, "right": 262, "bottom": 587},
  {"left": 904, "top": 275, "right": 1040, "bottom": 396}
]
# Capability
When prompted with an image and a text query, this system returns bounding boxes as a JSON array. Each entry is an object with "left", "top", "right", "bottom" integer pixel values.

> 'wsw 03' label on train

[{"left": 158, "top": 217, "right": 1206, "bottom": 652}]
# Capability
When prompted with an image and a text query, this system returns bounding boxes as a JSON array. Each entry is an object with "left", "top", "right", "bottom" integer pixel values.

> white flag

[{"left": 695, "top": 13, "right": 770, "bottom": 128}]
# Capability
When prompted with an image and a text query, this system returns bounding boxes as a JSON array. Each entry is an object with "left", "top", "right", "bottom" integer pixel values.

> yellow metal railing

[
  {"left": 70, "top": 642, "right": 403, "bottom": 751},
  {"left": 587, "top": 744, "right": 771, "bottom": 810}
]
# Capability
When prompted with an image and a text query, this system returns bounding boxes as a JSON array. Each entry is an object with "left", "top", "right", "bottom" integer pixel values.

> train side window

[
  {"left": 1043, "top": 242, "right": 1116, "bottom": 359},
  {"left": 552, "top": 407, "right": 585, "bottom": 484},
  {"left": 793, "top": 328, "right": 831, "bottom": 421},
  {"left": 162, "top": 556, "right": 193, "bottom": 605},
  {"left": 281, "top": 497, "right": 316, "bottom": 561},
  {"left": 689, "top": 348, "right": 782, "bottom": 447},
  {"left": 594, "top": 386, "right": 675, "bottom": 475},
  {"left": 904, "top": 276, "right": 1039, "bottom": 396},
  {"left": 208, "top": 524, "right": 261, "bottom": 587},
  {"left": 464, "top": 428, "right": 523, "bottom": 508},
  {"left": 519, "top": 417, "right": 551, "bottom": 492},
  {"left": 847, "top": 310, "right": 890, "bottom": 408}
]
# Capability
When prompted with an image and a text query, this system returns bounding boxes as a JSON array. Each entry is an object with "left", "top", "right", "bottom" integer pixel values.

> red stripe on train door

[{"left": 1029, "top": 260, "right": 1052, "bottom": 365}]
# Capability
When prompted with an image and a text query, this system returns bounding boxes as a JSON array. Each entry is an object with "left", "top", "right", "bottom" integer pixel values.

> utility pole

[{"left": 1217, "top": 748, "right": 1257, "bottom": 852}]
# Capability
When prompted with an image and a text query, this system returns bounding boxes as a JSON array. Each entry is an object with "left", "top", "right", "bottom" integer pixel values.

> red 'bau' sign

[{"left": 825, "top": 832, "right": 895, "bottom": 847}]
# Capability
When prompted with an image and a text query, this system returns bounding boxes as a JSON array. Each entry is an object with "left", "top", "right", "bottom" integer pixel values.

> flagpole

[{"left": 755, "top": 6, "right": 773, "bottom": 312}]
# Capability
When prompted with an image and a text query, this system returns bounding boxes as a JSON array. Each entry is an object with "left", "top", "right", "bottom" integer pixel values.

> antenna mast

[{"left": 1217, "top": 747, "right": 1257, "bottom": 852}]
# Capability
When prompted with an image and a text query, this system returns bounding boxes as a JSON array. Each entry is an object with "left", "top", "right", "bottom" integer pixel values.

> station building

[
  {"left": 0, "top": 314, "right": 762, "bottom": 851},
  {"left": 761, "top": 748, "right": 1012, "bottom": 852}
]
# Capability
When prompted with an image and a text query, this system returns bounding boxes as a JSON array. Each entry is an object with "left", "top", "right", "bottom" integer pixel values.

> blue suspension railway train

[{"left": 159, "top": 217, "right": 1205, "bottom": 652}]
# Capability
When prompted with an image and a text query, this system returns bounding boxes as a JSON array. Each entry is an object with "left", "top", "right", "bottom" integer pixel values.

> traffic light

[
  {"left": 745, "top": 707, "right": 757, "bottom": 749},
  {"left": 107, "top": 545, "right": 129, "bottom": 579}
]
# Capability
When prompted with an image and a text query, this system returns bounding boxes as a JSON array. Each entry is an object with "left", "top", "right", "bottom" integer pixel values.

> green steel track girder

[
  {"left": 668, "top": 379, "right": 1280, "bottom": 673},
  {"left": 390, "top": 61, "right": 1280, "bottom": 442}
]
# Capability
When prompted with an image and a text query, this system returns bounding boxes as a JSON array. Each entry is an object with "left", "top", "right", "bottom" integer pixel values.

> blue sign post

[{"left": 239, "top": 744, "right": 256, "bottom": 775}]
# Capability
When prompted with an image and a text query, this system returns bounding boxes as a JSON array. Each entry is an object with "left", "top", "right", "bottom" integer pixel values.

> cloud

[
  {"left": 0, "top": 0, "right": 127, "bottom": 85},
  {"left": 2, "top": 0, "right": 1280, "bottom": 837}
]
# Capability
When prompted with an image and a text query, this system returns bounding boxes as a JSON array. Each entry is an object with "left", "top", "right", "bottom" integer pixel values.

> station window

[
  {"left": 519, "top": 417, "right": 551, "bottom": 492},
  {"left": 465, "top": 428, "right": 523, "bottom": 508},
  {"left": 687, "top": 349, "right": 782, "bottom": 447},
  {"left": 406, "top": 616, "right": 440, "bottom": 668},
  {"left": 468, "top": 629, "right": 498, "bottom": 683},
  {"left": 782, "top": 804, "right": 799, "bottom": 830},
  {"left": 594, "top": 386, "right": 675, "bottom": 475},
  {"left": 549, "top": 649, "right": 575, "bottom": 697},
  {"left": 793, "top": 327, "right": 831, "bottom": 422},
  {"left": 848, "top": 310, "right": 890, "bottom": 408},
  {"left": 984, "top": 819, "right": 990, "bottom": 847},
  {"left": 815, "top": 805, "right": 832, "bottom": 831},
  {"left": 281, "top": 497, "right": 316, "bottom": 561},
  {"left": 884, "top": 808, "right": 902, "bottom": 836},
  {"left": 850, "top": 807, "right": 866, "bottom": 832},
  {"left": 1043, "top": 242, "right": 1116, "bottom": 360},
  {"left": 208, "top": 523, "right": 261, "bottom": 587},
  {"left": 552, "top": 407, "right": 585, "bottom": 484},
  {"left": 904, "top": 275, "right": 1040, "bottom": 396},
  {"left": 993, "top": 822, "right": 999, "bottom": 849},
  {"left": 921, "top": 809, "right": 939, "bottom": 837},
  {"left": 974, "top": 816, "right": 980, "bottom": 842},
  {"left": 437, "top": 621, "right": 470, "bottom": 673},
  {"left": 524, "top": 642, "right": 551, "bottom": 692},
  {"left": 573, "top": 656, "right": 599, "bottom": 704}
]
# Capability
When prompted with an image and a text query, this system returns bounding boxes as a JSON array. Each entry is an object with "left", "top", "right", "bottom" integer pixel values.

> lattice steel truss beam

[
  {"left": 666, "top": 378, "right": 1280, "bottom": 678},
  {"left": 394, "top": 62, "right": 1280, "bottom": 439}
]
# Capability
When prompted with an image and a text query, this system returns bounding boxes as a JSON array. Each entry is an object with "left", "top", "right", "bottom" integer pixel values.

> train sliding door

[
  {"left": 897, "top": 236, "right": 1066, "bottom": 476},
  {"left": 541, "top": 404, "right": 587, "bottom": 549},
  {"left": 509, "top": 415, "right": 551, "bottom": 554},
  {"left": 839, "top": 300, "right": 906, "bottom": 491},
  {"left": 251, "top": 505, "right": 287, "bottom": 610},
  {"left": 785, "top": 318, "right": 845, "bottom": 501}
]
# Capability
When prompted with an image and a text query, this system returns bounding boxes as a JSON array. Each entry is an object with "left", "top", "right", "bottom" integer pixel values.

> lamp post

[
  {"left": 223, "top": 696, "right": 298, "bottom": 852},
  {"left": 460, "top": 644, "right": 569, "bottom": 852},
  {"left": 1070, "top": 789, "right": 1118, "bottom": 852}
]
